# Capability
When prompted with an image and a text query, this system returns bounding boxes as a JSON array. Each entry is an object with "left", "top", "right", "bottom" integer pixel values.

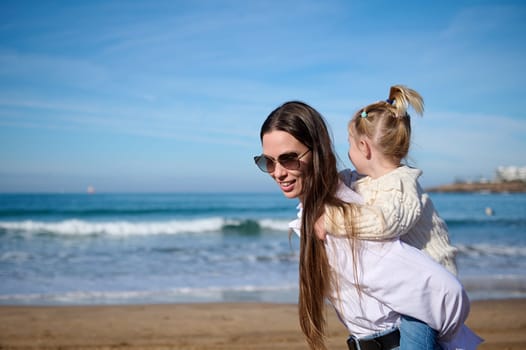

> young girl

[
  {"left": 254, "top": 101, "right": 481, "bottom": 350},
  {"left": 325, "top": 85, "right": 459, "bottom": 349}
]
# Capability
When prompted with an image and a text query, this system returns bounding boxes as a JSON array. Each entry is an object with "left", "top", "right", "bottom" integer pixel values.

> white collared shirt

[{"left": 288, "top": 182, "right": 483, "bottom": 349}]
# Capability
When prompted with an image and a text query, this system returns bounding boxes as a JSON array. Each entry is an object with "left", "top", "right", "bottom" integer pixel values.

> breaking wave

[{"left": 0, "top": 218, "right": 291, "bottom": 236}]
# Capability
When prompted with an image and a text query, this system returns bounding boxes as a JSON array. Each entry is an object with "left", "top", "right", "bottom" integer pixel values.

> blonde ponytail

[{"left": 388, "top": 85, "right": 424, "bottom": 118}]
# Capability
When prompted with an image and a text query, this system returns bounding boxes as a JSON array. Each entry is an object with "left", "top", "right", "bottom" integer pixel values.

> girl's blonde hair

[{"left": 349, "top": 85, "right": 424, "bottom": 163}]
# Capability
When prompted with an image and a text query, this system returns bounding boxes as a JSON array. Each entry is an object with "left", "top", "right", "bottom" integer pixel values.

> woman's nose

[{"left": 272, "top": 162, "right": 288, "bottom": 178}]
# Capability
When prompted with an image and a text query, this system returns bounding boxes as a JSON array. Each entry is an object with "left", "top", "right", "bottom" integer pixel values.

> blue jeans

[{"left": 399, "top": 315, "right": 440, "bottom": 350}]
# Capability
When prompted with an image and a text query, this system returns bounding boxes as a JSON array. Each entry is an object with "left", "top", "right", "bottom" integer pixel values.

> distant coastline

[{"left": 426, "top": 180, "right": 526, "bottom": 193}]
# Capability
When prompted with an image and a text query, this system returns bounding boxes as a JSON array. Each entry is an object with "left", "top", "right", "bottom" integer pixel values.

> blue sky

[{"left": 1, "top": 0, "right": 525, "bottom": 193}]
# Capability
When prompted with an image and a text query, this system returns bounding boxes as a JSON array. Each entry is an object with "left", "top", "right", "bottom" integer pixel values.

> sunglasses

[{"left": 253, "top": 149, "right": 311, "bottom": 173}]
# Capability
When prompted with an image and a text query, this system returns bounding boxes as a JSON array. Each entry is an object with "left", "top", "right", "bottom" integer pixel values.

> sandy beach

[{"left": 0, "top": 299, "right": 524, "bottom": 350}]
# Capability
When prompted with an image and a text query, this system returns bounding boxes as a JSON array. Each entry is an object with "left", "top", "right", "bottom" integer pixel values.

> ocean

[{"left": 0, "top": 192, "right": 525, "bottom": 305}]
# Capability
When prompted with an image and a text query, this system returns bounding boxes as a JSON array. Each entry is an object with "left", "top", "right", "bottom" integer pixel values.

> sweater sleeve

[
  {"left": 326, "top": 169, "right": 424, "bottom": 240},
  {"left": 324, "top": 178, "right": 387, "bottom": 239},
  {"left": 325, "top": 202, "right": 386, "bottom": 239}
]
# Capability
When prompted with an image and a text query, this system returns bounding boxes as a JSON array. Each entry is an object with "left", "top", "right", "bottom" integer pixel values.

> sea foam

[
  {"left": 0, "top": 218, "right": 225, "bottom": 236},
  {"left": 0, "top": 218, "right": 291, "bottom": 236}
]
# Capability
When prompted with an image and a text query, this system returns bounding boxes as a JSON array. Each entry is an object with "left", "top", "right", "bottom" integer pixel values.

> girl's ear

[{"left": 359, "top": 139, "right": 372, "bottom": 159}]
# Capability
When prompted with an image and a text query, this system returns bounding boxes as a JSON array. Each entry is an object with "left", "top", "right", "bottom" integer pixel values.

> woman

[{"left": 253, "top": 101, "right": 481, "bottom": 350}]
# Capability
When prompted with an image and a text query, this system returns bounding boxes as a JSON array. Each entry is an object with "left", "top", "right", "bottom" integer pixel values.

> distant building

[{"left": 495, "top": 166, "right": 526, "bottom": 182}]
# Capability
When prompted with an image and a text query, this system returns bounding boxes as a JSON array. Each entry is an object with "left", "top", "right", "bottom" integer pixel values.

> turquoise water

[{"left": 0, "top": 192, "right": 525, "bottom": 305}]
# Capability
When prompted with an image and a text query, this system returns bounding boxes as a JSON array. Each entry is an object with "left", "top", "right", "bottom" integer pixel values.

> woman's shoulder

[
  {"left": 338, "top": 168, "right": 364, "bottom": 186},
  {"left": 335, "top": 180, "right": 364, "bottom": 204}
]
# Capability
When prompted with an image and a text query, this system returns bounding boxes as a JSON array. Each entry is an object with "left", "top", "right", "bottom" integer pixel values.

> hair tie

[
  {"left": 386, "top": 98, "right": 395, "bottom": 105},
  {"left": 360, "top": 110, "right": 367, "bottom": 118}
]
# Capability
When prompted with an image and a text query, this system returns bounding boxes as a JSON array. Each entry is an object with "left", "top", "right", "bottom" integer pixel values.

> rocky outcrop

[{"left": 426, "top": 180, "right": 526, "bottom": 193}]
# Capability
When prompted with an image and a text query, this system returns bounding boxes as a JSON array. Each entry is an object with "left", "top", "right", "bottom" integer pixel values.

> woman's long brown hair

[{"left": 260, "top": 101, "right": 352, "bottom": 350}]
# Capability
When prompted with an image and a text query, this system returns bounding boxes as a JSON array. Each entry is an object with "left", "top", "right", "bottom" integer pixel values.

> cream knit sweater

[{"left": 326, "top": 165, "right": 458, "bottom": 276}]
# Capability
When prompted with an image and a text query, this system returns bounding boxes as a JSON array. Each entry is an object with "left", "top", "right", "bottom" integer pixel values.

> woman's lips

[{"left": 279, "top": 180, "right": 295, "bottom": 192}]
